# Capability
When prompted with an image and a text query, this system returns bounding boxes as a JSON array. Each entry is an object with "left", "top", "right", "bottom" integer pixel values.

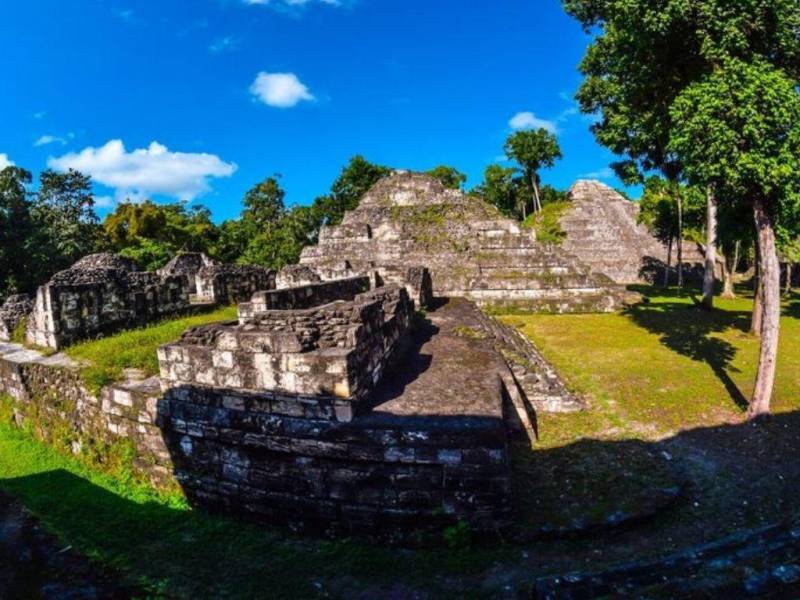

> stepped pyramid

[
  {"left": 300, "top": 171, "right": 635, "bottom": 313},
  {"left": 561, "top": 180, "right": 703, "bottom": 284}
]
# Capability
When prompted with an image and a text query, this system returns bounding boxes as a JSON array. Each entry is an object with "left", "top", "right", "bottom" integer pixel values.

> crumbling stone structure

[
  {"left": 23, "top": 253, "right": 275, "bottom": 350},
  {"left": 158, "top": 252, "right": 219, "bottom": 294},
  {"left": 0, "top": 295, "right": 34, "bottom": 342},
  {"left": 300, "top": 171, "right": 633, "bottom": 313},
  {"left": 25, "top": 254, "right": 195, "bottom": 350},
  {"left": 561, "top": 180, "right": 705, "bottom": 284},
  {"left": 194, "top": 264, "right": 275, "bottom": 305},
  {"left": 156, "top": 280, "right": 514, "bottom": 537}
]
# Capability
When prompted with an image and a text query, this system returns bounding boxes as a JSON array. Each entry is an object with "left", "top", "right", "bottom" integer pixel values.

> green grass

[
  {"left": 522, "top": 200, "right": 570, "bottom": 244},
  {"left": 500, "top": 288, "right": 800, "bottom": 448},
  {"left": 64, "top": 306, "right": 238, "bottom": 393}
]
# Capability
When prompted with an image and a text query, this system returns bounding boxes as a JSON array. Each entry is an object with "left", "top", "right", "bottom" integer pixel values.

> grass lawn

[
  {"left": 63, "top": 306, "right": 238, "bottom": 393},
  {"left": 500, "top": 287, "right": 800, "bottom": 449}
]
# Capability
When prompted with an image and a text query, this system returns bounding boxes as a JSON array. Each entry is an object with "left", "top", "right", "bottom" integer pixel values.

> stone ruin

[
  {"left": 154, "top": 273, "right": 519, "bottom": 537},
  {"left": 300, "top": 171, "right": 636, "bottom": 313},
  {"left": 561, "top": 180, "right": 705, "bottom": 284},
  {"left": 0, "top": 294, "right": 34, "bottom": 342},
  {"left": 24, "top": 252, "right": 273, "bottom": 350}
]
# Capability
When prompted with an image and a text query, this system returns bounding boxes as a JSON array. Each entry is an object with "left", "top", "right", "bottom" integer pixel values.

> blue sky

[{"left": 0, "top": 0, "right": 628, "bottom": 222}]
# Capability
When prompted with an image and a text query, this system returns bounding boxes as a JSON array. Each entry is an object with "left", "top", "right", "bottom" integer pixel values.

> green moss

[
  {"left": 65, "top": 306, "right": 238, "bottom": 394},
  {"left": 522, "top": 200, "right": 570, "bottom": 245},
  {"left": 10, "top": 317, "right": 28, "bottom": 344}
]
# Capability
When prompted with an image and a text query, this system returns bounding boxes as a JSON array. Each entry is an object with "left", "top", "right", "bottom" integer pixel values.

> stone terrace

[
  {"left": 300, "top": 171, "right": 635, "bottom": 313},
  {"left": 157, "top": 296, "right": 513, "bottom": 537}
]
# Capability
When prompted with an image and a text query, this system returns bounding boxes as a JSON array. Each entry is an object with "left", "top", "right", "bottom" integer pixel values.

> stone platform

[{"left": 157, "top": 297, "right": 514, "bottom": 538}]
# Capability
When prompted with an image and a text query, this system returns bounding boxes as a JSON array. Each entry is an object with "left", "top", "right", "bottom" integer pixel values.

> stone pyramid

[
  {"left": 300, "top": 171, "right": 634, "bottom": 313},
  {"left": 561, "top": 180, "right": 703, "bottom": 284}
]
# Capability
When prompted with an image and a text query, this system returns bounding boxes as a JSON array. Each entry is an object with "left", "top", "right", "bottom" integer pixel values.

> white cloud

[
  {"left": 508, "top": 112, "right": 558, "bottom": 134},
  {"left": 250, "top": 72, "right": 315, "bottom": 108},
  {"left": 35, "top": 133, "right": 73, "bottom": 147},
  {"left": 0, "top": 154, "right": 14, "bottom": 170},
  {"left": 48, "top": 139, "right": 237, "bottom": 202},
  {"left": 579, "top": 167, "right": 615, "bottom": 180}
]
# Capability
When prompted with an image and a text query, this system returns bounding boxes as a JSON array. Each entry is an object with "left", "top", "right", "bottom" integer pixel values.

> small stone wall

[
  {"left": 0, "top": 342, "right": 172, "bottom": 486},
  {"left": 159, "top": 285, "right": 413, "bottom": 416},
  {"left": 158, "top": 252, "right": 219, "bottom": 294},
  {"left": 0, "top": 295, "right": 33, "bottom": 342},
  {"left": 238, "top": 277, "right": 371, "bottom": 316},
  {"left": 194, "top": 264, "right": 275, "bottom": 305}
]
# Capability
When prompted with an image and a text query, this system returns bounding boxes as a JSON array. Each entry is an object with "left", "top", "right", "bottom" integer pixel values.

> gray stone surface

[
  {"left": 0, "top": 295, "right": 33, "bottom": 342},
  {"left": 299, "top": 171, "right": 634, "bottom": 313},
  {"left": 561, "top": 180, "right": 705, "bottom": 284}
]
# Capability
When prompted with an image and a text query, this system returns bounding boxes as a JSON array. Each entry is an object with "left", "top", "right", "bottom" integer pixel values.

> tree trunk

[
  {"left": 749, "top": 196, "right": 780, "bottom": 418},
  {"left": 751, "top": 235, "right": 763, "bottom": 337},
  {"left": 721, "top": 240, "right": 739, "bottom": 299},
  {"left": 663, "top": 236, "right": 673, "bottom": 288},
  {"left": 785, "top": 263, "right": 793, "bottom": 296},
  {"left": 677, "top": 192, "right": 684, "bottom": 288},
  {"left": 530, "top": 172, "right": 542, "bottom": 214},
  {"left": 701, "top": 189, "right": 717, "bottom": 309}
]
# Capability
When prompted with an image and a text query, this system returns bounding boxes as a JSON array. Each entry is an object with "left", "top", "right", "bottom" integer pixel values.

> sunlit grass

[
  {"left": 499, "top": 288, "right": 800, "bottom": 448},
  {"left": 64, "top": 306, "right": 238, "bottom": 393}
]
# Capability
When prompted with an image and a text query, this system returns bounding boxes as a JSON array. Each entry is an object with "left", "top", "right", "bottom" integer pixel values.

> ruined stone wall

[
  {"left": 0, "top": 342, "right": 173, "bottom": 486},
  {"left": 238, "top": 277, "right": 371, "bottom": 316},
  {"left": 25, "top": 254, "right": 194, "bottom": 350},
  {"left": 0, "top": 295, "right": 33, "bottom": 342},
  {"left": 159, "top": 385, "right": 510, "bottom": 537},
  {"left": 158, "top": 285, "right": 413, "bottom": 414},
  {"left": 158, "top": 252, "right": 219, "bottom": 294},
  {"left": 194, "top": 264, "right": 275, "bottom": 305}
]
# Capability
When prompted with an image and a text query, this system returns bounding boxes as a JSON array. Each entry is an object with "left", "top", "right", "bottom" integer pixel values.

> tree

[
  {"left": 639, "top": 177, "right": 704, "bottom": 287},
  {"left": 503, "top": 129, "right": 562, "bottom": 218},
  {"left": 473, "top": 165, "right": 519, "bottom": 217},
  {"left": 240, "top": 205, "right": 315, "bottom": 270},
  {"left": 565, "top": 0, "right": 800, "bottom": 300},
  {"left": 241, "top": 175, "right": 285, "bottom": 231},
  {"left": 312, "top": 156, "right": 390, "bottom": 228},
  {"left": 0, "top": 167, "right": 35, "bottom": 295},
  {"left": 426, "top": 165, "right": 467, "bottom": 190},
  {"left": 103, "top": 200, "right": 219, "bottom": 270},
  {"left": 670, "top": 58, "right": 800, "bottom": 417},
  {"left": 32, "top": 169, "right": 100, "bottom": 275}
]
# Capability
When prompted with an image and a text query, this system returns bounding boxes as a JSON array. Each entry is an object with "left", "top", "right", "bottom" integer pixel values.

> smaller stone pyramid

[
  {"left": 300, "top": 171, "right": 634, "bottom": 313},
  {"left": 561, "top": 180, "right": 703, "bottom": 284}
]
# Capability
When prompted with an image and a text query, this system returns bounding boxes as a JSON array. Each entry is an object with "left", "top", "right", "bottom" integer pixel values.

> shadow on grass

[{"left": 622, "top": 296, "right": 751, "bottom": 411}]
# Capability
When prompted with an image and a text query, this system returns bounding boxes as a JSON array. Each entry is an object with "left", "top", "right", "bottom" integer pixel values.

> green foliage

[
  {"left": 313, "top": 155, "right": 390, "bottom": 228},
  {"left": 670, "top": 58, "right": 800, "bottom": 221},
  {"left": 503, "top": 129, "right": 563, "bottom": 216},
  {"left": 65, "top": 306, "right": 238, "bottom": 394},
  {"left": 241, "top": 175, "right": 285, "bottom": 230},
  {"left": 473, "top": 164, "right": 520, "bottom": 217},
  {"left": 103, "top": 200, "right": 219, "bottom": 270},
  {"left": 638, "top": 176, "right": 705, "bottom": 245},
  {"left": 425, "top": 165, "right": 467, "bottom": 190},
  {"left": 10, "top": 317, "right": 27, "bottom": 345},
  {"left": 522, "top": 200, "right": 570, "bottom": 244}
]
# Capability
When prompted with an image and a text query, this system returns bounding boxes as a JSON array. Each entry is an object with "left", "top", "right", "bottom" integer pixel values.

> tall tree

[
  {"left": 503, "top": 129, "right": 562, "bottom": 218},
  {"left": 0, "top": 167, "right": 35, "bottom": 295},
  {"left": 241, "top": 175, "right": 286, "bottom": 231},
  {"left": 670, "top": 58, "right": 800, "bottom": 417},
  {"left": 473, "top": 164, "right": 520, "bottom": 218},
  {"left": 32, "top": 169, "right": 100, "bottom": 275}
]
